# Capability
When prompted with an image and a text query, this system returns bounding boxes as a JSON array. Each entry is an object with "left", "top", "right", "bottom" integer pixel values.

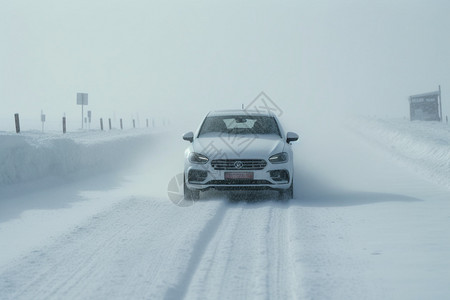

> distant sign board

[
  {"left": 77, "top": 93, "right": 88, "bottom": 105},
  {"left": 409, "top": 90, "right": 441, "bottom": 121}
]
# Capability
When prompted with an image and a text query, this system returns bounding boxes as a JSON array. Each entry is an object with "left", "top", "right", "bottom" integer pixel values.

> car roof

[{"left": 207, "top": 109, "right": 275, "bottom": 117}]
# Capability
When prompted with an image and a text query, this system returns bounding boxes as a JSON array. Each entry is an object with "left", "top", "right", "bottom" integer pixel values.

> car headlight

[
  {"left": 188, "top": 152, "right": 209, "bottom": 164},
  {"left": 269, "top": 152, "right": 288, "bottom": 164}
]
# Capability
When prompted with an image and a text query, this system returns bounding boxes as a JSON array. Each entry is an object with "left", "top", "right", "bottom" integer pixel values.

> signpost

[
  {"left": 41, "top": 110, "right": 46, "bottom": 132},
  {"left": 77, "top": 93, "right": 88, "bottom": 129}
]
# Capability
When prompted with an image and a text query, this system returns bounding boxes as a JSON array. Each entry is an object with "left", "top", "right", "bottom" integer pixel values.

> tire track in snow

[
  {"left": 45, "top": 198, "right": 155, "bottom": 299},
  {"left": 0, "top": 197, "right": 156, "bottom": 300},
  {"left": 164, "top": 200, "right": 229, "bottom": 300},
  {"left": 0, "top": 197, "right": 225, "bottom": 300},
  {"left": 183, "top": 203, "right": 246, "bottom": 299},
  {"left": 265, "top": 203, "right": 300, "bottom": 299},
  {"left": 286, "top": 203, "right": 307, "bottom": 299},
  {"left": 181, "top": 200, "right": 303, "bottom": 299}
]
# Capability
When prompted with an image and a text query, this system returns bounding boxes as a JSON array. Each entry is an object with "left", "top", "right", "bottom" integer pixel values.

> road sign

[
  {"left": 409, "top": 88, "right": 441, "bottom": 121},
  {"left": 77, "top": 93, "right": 88, "bottom": 105}
]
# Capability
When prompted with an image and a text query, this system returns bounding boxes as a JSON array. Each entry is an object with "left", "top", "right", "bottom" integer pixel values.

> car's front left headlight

[
  {"left": 269, "top": 152, "right": 288, "bottom": 164},
  {"left": 188, "top": 152, "right": 209, "bottom": 164}
]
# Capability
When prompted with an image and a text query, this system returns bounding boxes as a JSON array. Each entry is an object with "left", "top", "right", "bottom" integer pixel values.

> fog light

[
  {"left": 270, "top": 170, "right": 289, "bottom": 182},
  {"left": 188, "top": 169, "right": 208, "bottom": 182}
]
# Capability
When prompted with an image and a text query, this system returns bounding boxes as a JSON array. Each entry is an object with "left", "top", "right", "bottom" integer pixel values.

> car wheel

[
  {"left": 184, "top": 175, "right": 200, "bottom": 200},
  {"left": 279, "top": 182, "right": 293, "bottom": 200}
]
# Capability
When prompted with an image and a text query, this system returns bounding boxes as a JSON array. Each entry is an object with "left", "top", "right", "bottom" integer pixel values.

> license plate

[{"left": 225, "top": 172, "right": 254, "bottom": 180}]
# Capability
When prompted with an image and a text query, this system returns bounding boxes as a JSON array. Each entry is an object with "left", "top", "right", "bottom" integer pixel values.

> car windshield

[{"left": 198, "top": 115, "right": 281, "bottom": 137}]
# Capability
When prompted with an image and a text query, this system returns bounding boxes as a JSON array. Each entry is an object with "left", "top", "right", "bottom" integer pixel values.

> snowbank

[
  {"left": 349, "top": 117, "right": 450, "bottom": 187},
  {"left": 0, "top": 129, "right": 156, "bottom": 186}
]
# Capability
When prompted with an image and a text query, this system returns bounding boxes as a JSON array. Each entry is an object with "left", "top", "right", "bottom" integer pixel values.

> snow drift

[
  {"left": 349, "top": 117, "right": 450, "bottom": 188},
  {"left": 0, "top": 130, "right": 155, "bottom": 186}
]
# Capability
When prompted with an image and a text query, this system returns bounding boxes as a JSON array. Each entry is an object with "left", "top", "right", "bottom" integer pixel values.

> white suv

[{"left": 182, "top": 110, "right": 298, "bottom": 200}]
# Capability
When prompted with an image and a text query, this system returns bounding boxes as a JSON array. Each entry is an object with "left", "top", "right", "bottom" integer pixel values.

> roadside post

[
  {"left": 439, "top": 85, "right": 442, "bottom": 122},
  {"left": 14, "top": 113, "right": 20, "bottom": 133},
  {"left": 109, "top": 118, "right": 112, "bottom": 130},
  {"left": 120, "top": 118, "right": 123, "bottom": 130},
  {"left": 87, "top": 111, "right": 92, "bottom": 129},
  {"left": 100, "top": 118, "right": 104, "bottom": 131},
  {"left": 62, "top": 116, "right": 66, "bottom": 134},
  {"left": 133, "top": 119, "right": 136, "bottom": 128}
]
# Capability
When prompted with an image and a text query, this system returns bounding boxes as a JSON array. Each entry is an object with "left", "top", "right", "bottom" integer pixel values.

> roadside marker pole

[
  {"left": 439, "top": 85, "right": 443, "bottom": 122},
  {"left": 62, "top": 117, "right": 67, "bottom": 134},
  {"left": 14, "top": 113, "right": 20, "bottom": 133}
]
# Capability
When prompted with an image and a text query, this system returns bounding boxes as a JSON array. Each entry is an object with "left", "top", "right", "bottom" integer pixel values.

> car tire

[
  {"left": 184, "top": 175, "right": 200, "bottom": 200},
  {"left": 279, "top": 182, "right": 293, "bottom": 200}
]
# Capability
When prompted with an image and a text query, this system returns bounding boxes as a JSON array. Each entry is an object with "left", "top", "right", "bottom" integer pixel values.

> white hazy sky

[{"left": 1, "top": 0, "right": 450, "bottom": 129}]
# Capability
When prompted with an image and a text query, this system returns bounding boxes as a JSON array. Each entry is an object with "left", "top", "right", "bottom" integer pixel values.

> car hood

[{"left": 193, "top": 135, "right": 285, "bottom": 160}]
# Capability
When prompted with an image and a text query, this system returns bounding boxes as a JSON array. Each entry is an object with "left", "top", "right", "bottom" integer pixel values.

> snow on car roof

[{"left": 207, "top": 109, "right": 274, "bottom": 117}]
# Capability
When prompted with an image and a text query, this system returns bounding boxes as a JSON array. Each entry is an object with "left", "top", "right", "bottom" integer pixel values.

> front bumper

[{"left": 184, "top": 160, "right": 292, "bottom": 191}]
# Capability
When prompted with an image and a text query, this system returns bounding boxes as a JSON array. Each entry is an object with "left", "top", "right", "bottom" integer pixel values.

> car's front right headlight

[
  {"left": 188, "top": 152, "right": 209, "bottom": 164},
  {"left": 269, "top": 152, "right": 288, "bottom": 164}
]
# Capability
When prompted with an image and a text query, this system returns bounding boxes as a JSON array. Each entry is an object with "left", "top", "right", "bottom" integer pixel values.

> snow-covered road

[{"left": 1, "top": 119, "right": 450, "bottom": 299}]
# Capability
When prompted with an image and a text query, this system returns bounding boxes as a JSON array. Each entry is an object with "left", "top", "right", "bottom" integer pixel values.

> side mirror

[
  {"left": 183, "top": 131, "right": 194, "bottom": 143},
  {"left": 286, "top": 132, "right": 299, "bottom": 143}
]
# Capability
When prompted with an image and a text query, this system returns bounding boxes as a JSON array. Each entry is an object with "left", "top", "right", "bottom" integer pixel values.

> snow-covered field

[{"left": 1, "top": 117, "right": 449, "bottom": 299}]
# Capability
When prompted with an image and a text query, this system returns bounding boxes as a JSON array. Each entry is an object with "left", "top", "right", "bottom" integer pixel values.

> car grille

[{"left": 210, "top": 159, "right": 267, "bottom": 170}]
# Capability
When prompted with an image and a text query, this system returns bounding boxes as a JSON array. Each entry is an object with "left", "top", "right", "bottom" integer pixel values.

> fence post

[
  {"left": 14, "top": 113, "right": 20, "bottom": 133},
  {"left": 62, "top": 117, "right": 66, "bottom": 134},
  {"left": 100, "top": 118, "right": 104, "bottom": 131},
  {"left": 109, "top": 118, "right": 112, "bottom": 130},
  {"left": 133, "top": 119, "right": 136, "bottom": 128},
  {"left": 120, "top": 118, "right": 123, "bottom": 130}
]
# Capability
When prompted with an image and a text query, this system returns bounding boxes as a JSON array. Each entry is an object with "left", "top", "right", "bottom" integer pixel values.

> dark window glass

[{"left": 199, "top": 115, "right": 281, "bottom": 137}]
